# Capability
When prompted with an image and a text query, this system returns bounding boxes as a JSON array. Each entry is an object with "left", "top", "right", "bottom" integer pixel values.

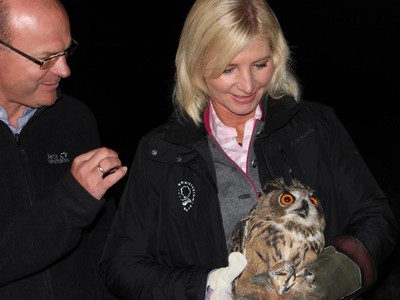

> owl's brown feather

[{"left": 229, "top": 178, "right": 325, "bottom": 300}]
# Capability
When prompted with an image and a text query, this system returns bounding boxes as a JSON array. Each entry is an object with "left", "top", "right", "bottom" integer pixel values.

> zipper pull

[{"left": 14, "top": 133, "right": 21, "bottom": 147}]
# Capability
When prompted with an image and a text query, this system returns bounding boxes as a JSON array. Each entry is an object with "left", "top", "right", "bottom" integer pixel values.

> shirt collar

[{"left": 208, "top": 101, "right": 262, "bottom": 145}]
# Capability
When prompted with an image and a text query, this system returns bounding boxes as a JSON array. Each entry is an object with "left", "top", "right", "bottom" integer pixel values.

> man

[{"left": 0, "top": 0, "right": 127, "bottom": 298}]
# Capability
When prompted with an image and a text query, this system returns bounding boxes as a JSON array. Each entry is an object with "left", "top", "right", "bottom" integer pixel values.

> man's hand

[{"left": 70, "top": 147, "right": 128, "bottom": 200}]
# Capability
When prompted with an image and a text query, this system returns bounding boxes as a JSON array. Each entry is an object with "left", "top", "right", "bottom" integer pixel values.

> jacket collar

[
  {"left": 162, "top": 94, "right": 300, "bottom": 145},
  {"left": 160, "top": 111, "right": 207, "bottom": 148},
  {"left": 262, "top": 94, "right": 300, "bottom": 136}
]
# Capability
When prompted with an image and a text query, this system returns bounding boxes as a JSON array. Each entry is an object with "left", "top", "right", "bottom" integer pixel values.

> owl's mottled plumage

[{"left": 229, "top": 178, "right": 325, "bottom": 300}]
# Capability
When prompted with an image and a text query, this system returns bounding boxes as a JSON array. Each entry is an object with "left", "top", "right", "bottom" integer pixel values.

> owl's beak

[{"left": 294, "top": 200, "right": 309, "bottom": 218}]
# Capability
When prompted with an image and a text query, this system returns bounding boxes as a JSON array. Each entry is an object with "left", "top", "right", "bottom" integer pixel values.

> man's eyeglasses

[{"left": 0, "top": 39, "right": 79, "bottom": 70}]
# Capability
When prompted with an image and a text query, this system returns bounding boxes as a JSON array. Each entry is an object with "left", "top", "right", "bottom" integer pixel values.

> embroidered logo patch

[
  {"left": 178, "top": 181, "right": 196, "bottom": 212},
  {"left": 290, "top": 127, "right": 315, "bottom": 146},
  {"left": 47, "top": 152, "right": 70, "bottom": 164}
]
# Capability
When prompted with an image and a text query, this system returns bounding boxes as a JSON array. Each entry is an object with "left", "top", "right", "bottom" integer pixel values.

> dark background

[{"left": 61, "top": 1, "right": 399, "bottom": 298}]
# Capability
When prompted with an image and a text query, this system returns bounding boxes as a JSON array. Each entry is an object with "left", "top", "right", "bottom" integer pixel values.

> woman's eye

[
  {"left": 255, "top": 63, "right": 267, "bottom": 69},
  {"left": 222, "top": 68, "right": 234, "bottom": 74}
]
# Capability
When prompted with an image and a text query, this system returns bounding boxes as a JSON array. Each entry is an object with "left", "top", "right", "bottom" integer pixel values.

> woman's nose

[{"left": 236, "top": 71, "right": 255, "bottom": 94}]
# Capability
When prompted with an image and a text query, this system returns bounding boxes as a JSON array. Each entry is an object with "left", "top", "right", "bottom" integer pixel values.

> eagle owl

[{"left": 229, "top": 178, "right": 325, "bottom": 300}]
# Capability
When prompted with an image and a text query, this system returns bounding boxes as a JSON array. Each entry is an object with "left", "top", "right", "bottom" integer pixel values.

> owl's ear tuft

[{"left": 262, "top": 177, "right": 286, "bottom": 194}]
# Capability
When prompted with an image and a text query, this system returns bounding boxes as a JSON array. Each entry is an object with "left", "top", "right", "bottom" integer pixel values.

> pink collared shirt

[{"left": 208, "top": 102, "right": 262, "bottom": 173}]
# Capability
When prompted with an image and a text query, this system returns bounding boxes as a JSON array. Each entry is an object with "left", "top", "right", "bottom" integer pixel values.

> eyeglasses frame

[{"left": 0, "top": 39, "right": 79, "bottom": 70}]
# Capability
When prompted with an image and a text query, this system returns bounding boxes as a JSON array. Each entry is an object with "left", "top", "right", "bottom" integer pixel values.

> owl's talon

[
  {"left": 301, "top": 268, "right": 316, "bottom": 284},
  {"left": 268, "top": 261, "right": 296, "bottom": 295}
]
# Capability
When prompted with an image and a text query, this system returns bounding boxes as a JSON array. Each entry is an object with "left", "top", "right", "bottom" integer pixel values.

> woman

[{"left": 99, "top": 0, "right": 397, "bottom": 299}]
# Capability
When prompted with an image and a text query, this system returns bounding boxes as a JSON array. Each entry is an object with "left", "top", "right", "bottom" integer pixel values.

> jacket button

[
  {"left": 251, "top": 159, "right": 258, "bottom": 167},
  {"left": 151, "top": 149, "right": 158, "bottom": 156},
  {"left": 177, "top": 156, "right": 182, "bottom": 162}
]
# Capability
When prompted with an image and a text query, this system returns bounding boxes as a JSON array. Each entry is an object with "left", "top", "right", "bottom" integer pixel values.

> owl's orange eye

[
  {"left": 280, "top": 193, "right": 294, "bottom": 206},
  {"left": 310, "top": 196, "right": 318, "bottom": 206}
]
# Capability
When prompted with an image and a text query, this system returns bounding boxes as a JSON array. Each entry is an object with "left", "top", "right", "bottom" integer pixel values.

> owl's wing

[{"left": 228, "top": 217, "right": 250, "bottom": 253}]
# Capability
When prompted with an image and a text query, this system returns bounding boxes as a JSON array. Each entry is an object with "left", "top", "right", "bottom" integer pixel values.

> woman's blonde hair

[{"left": 173, "top": 0, "right": 300, "bottom": 125}]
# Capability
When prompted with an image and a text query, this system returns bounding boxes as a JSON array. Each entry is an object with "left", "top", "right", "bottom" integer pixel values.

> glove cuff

[
  {"left": 329, "top": 236, "right": 376, "bottom": 299},
  {"left": 205, "top": 285, "right": 213, "bottom": 300}
]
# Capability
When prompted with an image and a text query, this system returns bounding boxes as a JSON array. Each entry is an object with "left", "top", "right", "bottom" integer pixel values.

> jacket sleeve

[
  {"left": 319, "top": 106, "right": 398, "bottom": 294},
  {"left": 0, "top": 171, "right": 104, "bottom": 287},
  {"left": 99, "top": 138, "right": 211, "bottom": 300}
]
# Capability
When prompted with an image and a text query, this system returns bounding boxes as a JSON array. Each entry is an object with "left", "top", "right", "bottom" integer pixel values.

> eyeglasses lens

[{"left": 40, "top": 40, "right": 78, "bottom": 70}]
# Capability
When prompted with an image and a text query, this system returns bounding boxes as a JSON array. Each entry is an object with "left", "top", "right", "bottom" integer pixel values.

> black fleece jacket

[{"left": 0, "top": 91, "right": 116, "bottom": 299}]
